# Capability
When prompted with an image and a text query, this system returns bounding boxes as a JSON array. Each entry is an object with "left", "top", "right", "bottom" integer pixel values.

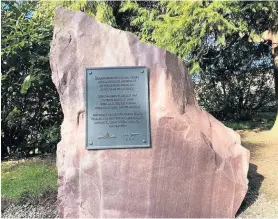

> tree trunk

[
  {"left": 261, "top": 30, "right": 278, "bottom": 131},
  {"left": 1, "top": 143, "right": 9, "bottom": 159},
  {"left": 1, "top": 123, "right": 10, "bottom": 159},
  {"left": 272, "top": 56, "right": 278, "bottom": 131}
]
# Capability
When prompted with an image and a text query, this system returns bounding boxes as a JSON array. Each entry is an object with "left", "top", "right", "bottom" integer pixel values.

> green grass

[{"left": 1, "top": 159, "right": 57, "bottom": 199}]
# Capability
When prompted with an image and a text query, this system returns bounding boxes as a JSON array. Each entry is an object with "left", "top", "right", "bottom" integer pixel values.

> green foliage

[
  {"left": 34, "top": 0, "right": 117, "bottom": 27},
  {"left": 119, "top": 1, "right": 159, "bottom": 42},
  {"left": 121, "top": 1, "right": 241, "bottom": 71},
  {"left": 1, "top": 1, "right": 63, "bottom": 158},
  {"left": 120, "top": 1, "right": 277, "bottom": 73},
  {"left": 20, "top": 75, "right": 33, "bottom": 94},
  {"left": 1, "top": 0, "right": 122, "bottom": 159},
  {"left": 196, "top": 39, "right": 275, "bottom": 120},
  {"left": 120, "top": 1, "right": 277, "bottom": 120},
  {"left": 95, "top": 2, "right": 116, "bottom": 26},
  {"left": 1, "top": 160, "right": 57, "bottom": 199}
]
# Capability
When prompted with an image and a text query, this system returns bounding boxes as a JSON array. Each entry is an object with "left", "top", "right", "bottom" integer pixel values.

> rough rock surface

[{"left": 50, "top": 7, "right": 250, "bottom": 218}]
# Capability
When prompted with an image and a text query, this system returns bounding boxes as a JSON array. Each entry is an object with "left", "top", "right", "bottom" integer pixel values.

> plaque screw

[
  {"left": 89, "top": 141, "right": 93, "bottom": 145},
  {"left": 89, "top": 71, "right": 92, "bottom": 75},
  {"left": 143, "top": 140, "right": 147, "bottom": 143},
  {"left": 141, "top": 70, "right": 144, "bottom": 73}
]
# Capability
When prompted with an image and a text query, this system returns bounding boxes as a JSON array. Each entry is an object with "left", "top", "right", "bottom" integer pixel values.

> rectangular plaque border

[{"left": 85, "top": 66, "right": 151, "bottom": 150}]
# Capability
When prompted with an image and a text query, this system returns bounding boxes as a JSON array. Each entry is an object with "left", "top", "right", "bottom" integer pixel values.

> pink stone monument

[{"left": 50, "top": 7, "right": 250, "bottom": 218}]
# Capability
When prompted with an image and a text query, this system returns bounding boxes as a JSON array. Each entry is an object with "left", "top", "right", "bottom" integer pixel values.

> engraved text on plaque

[{"left": 85, "top": 67, "right": 151, "bottom": 149}]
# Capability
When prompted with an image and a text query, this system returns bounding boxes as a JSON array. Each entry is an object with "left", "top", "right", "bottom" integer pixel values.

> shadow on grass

[{"left": 236, "top": 163, "right": 264, "bottom": 217}]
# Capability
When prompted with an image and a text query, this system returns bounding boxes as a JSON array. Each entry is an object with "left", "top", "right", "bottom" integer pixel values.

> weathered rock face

[{"left": 50, "top": 7, "right": 250, "bottom": 218}]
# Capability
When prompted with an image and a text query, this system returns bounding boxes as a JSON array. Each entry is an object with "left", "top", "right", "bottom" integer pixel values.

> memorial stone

[{"left": 50, "top": 7, "right": 250, "bottom": 218}]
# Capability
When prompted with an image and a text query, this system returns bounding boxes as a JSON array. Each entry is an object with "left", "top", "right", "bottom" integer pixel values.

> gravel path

[
  {"left": 2, "top": 184, "right": 278, "bottom": 218},
  {"left": 2, "top": 194, "right": 277, "bottom": 218},
  {"left": 237, "top": 130, "right": 278, "bottom": 218},
  {"left": 238, "top": 194, "right": 278, "bottom": 218},
  {"left": 1, "top": 190, "right": 58, "bottom": 218},
  {"left": 1, "top": 202, "right": 58, "bottom": 218}
]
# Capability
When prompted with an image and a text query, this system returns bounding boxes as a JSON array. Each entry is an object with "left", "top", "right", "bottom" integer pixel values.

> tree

[
  {"left": 1, "top": 1, "right": 63, "bottom": 158},
  {"left": 120, "top": 0, "right": 278, "bottom": 129},
  {"left": 1, "top": 0, "right": 132, "bottom": 158},
  {"left": 33, "top": 1, "right": 117, "bottom": 27},
  {"left": 197, "top": 38, "right": 274, "bottom": 120},
  {"left": 239, "top": 2, "right": 278, "bottom": 130}
]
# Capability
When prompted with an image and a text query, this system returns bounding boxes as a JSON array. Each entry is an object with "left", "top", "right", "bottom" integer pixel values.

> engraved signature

[
  {"left": 124, "top": 133, "right": 139, "bottom": 137},
  {"left": 98, "top": 132, "right": 117, "bottom": 139}
]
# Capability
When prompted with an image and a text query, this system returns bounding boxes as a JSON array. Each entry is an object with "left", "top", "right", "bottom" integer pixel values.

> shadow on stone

[{"left": 236, "top": 163, "right": 264, "bottom": 217}]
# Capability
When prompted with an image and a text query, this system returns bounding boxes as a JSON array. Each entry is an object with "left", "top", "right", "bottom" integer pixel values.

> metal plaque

[{"left": 85, "top": 67, "right": 151, "bottom": 149}]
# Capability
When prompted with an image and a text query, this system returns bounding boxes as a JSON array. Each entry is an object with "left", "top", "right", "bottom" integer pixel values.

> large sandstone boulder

[{"left": 50, "top": 7, "right": 250, "bottom": 218}]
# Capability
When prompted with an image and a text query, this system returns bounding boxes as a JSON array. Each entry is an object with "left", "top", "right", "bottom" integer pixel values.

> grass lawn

[{"left": 1, "top": 157, "right": 57, "bottom": 200}]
